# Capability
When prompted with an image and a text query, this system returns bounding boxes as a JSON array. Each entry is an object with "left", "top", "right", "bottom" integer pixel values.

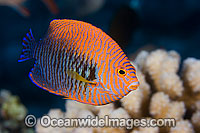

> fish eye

[{"left": 117, "top": 69, "right": 126, "bottom": 76}]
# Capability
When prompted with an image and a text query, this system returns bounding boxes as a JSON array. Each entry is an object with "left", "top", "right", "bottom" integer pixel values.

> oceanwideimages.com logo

[{"left": 25, "top": 114, "right": 176, "bottom": 129}]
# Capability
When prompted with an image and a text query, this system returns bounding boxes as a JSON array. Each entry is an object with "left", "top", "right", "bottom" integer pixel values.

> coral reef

[
  {"left": 191, "top": 110, "right": 200, "bottom": 132},
  {"left": 36, "top": 109, "right": 67, "bottom": 133},
  {"left": 0, "top": 89, "right": 34, "bottom": 133},
  {"left": 137, "top": 49, "right": 184, "bottom": 98},
  {"left": 131, "top": 118, "right": 159, "bottom": 133},
  {"left": 36, "top": 49, "right": 200, "bottom": 133},
  {"left": 150, "top": 92, "right": 185, "bottom": 121},
  {"left": 170, "top": 120, "right": 194, "bottom": 133},
  {"left": 182, "top": 58, "right": 200, "bottom": 93}
]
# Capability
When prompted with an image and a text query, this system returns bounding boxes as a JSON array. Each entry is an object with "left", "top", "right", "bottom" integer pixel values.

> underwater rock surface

[{"left": 33, "top": 49, "right": 200, "bottom": 133}]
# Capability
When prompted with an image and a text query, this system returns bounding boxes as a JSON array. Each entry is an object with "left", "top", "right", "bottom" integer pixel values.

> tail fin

[{"left": 18, "top": 29, "right": 36, "bottom": 62}]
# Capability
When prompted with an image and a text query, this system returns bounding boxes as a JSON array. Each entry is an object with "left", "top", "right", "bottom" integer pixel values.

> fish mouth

[{"left": 128, "top": 81, "right": 139, "bottom": 90}]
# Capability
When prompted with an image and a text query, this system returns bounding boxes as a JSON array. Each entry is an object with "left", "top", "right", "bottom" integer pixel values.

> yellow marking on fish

[{"left": 67, "top": 70, "right": 97, "bottom": 84}]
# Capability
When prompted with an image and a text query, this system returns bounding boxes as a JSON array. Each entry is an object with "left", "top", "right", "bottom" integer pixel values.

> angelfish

[{"left": 18, "top": 19, "right": 139, "bottom": 105}]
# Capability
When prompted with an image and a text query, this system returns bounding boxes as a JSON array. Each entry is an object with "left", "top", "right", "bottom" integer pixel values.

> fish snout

[{"left": 128, "top": 81, "right": 139, "bottom": 90}]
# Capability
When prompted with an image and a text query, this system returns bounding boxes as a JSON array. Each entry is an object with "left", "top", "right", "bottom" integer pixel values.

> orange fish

[{"left": 18, "top": 19, "right": 139, "bottom": 105}]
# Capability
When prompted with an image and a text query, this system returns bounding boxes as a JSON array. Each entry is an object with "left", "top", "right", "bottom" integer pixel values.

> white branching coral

[
  {"left": 131, "top": 117, "right": 159, "bottom": 133},
  {"left": 1, "top": 91, "right": 27, "bottom": 121},
  {"left": 71, "top": 128, "right": 93, "bottom": 133},
  {"left": 137, "top": 70, "right": 151, "bottom": 101},
  {"left": 95, "top": 127, "right": 126, "bottom": 133},
  {"left": 150, "top": 92, "right": 170, "bottom": 117},
  {"left": 97, "top": 103, "right": 115, "bottom": 118},
  {"left": 121, "top": 69, "right": 150, "bottom": 117},
  {"left": 134, "top": 50, "right": 149, "bottom": 73},
  {"left": 145, "top": 49, "right": 168, "bottom": 78},
  {"left": 65, "top": 100, "right": 101, "bottom": 118},
  {"left": 170, "top": 120, "right": 194, "bottom": 133},
  {"left": 196, "top": 100, "right": 200, "bottom": 110},
  {"left": 96, "top": 107, "right": 130, "bottom": 133},
  {"left": 36, "top": 109, "right": 66, "bottom": 133},
  {"left": 36, "top": 102, "right": 97, "bottom": 133},
  {"left": 163, "top": 50, "right": 181, "bottom": 73},
  {"left": 182, "top": 58, "right": 200, "bottom": 93},
  {"left": 0, "top": 89, "right": 32, "bottom": 133},
  {"left": 71, "top": 110, "right": 95, "bottom": 133},
  {"left": 65, "top": 100, "right": 94, "bottom": 114},
  {"left": 131, "top": 127, "right": 159, "bottom": 133},
  {"left": 179, "top": 58, "right": 200, "bottom": 111},
  {"left": 65, "top": 101, "right": 84, "bottom": 118},
  {"left": 144, "top": 49, "right": 183, "bottom": 98},
  {"left": 150, "top": 92, "right": 185, "bottom": 120},
  {"left": 121, "top": 89, "right": 143, "bottom": 117},
  {"left": 77, "top": 109, "right": 94, "bottom": 118},
  {"left": 191, "top": 111, "right": 200, "bottom": 132},
  {"left": 65, "top": 101, "right": 96, "bottom": 133},
  {"left": 65, "top": 100, "right": 115, "bottom": 116},
  {"left": 158, "top": 72, "right": 183, "bottom": 97},
  {"left": 109, "top": 107, "right": 130, "bottom": 119}
]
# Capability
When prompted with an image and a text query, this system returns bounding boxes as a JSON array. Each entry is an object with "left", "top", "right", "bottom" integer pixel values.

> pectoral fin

[
  {"left": 67, "top": 70, "right": 97, "bottom": 84},
  {"left": 63, "top": 96, "right": 70, "bottom": 99}
]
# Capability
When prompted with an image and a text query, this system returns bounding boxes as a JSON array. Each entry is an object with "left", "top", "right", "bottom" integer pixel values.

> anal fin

[{"left": 29, "top": 62, "right": 62, "bottom": 96}]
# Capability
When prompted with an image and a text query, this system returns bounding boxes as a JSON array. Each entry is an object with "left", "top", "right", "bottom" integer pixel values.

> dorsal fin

[{"left": 18, "top": 29, "right": 36, "bottom": 62}]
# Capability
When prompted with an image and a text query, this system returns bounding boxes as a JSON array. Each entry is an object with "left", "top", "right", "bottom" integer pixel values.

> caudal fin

[{"left": 18, "top": 29, "right": 36, "bottom": 62}]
